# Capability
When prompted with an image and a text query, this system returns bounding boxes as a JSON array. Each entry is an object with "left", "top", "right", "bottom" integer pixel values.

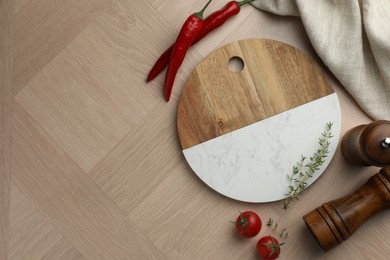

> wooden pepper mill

[
  {"left": 341, "top": 120, "right": 390, "bottom": 167},
  {"left": 303, "top": 167, "right": 390, "bottom": 251}
]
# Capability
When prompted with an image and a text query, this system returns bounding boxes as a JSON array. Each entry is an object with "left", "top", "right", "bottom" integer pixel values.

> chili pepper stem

[
  {"left": 237, "top": 0, "right": 256, "bottom": 7},
  {"left": 194, "top": 0, "right": 213, "bottom": 19}
]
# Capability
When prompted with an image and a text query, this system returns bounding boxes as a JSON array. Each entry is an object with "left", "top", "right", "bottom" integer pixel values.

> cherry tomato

[
  {"left": 256, "top": 236, "right": 284, "bottom": 259},
  {"left": 232, "top": 211, "right": 262, "bottom": 238}
]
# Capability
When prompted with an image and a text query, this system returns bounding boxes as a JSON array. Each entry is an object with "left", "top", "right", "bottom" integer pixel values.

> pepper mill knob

[
  {"left": 341, "top": 120, "right": 390, "bottom": 167},
  {"left": 303, "top": 167, "right": 390, "bottom": 251}
]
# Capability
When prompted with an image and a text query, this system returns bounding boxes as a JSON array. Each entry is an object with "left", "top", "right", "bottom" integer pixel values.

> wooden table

[{"left": 1, "top": 0, "right": 386, "bottom": 259}]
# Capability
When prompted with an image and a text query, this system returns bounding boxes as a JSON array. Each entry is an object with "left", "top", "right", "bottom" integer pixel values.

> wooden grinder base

[{"left": 303, "top": 167, "right": 390, "bottom": 251}]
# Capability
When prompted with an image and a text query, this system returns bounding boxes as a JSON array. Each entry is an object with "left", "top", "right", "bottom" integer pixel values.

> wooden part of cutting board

[{"left": 177, "top": 38, "right": 334, "bottom": 149}]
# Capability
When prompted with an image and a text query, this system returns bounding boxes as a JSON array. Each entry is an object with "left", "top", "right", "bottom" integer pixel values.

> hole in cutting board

[{"left": 228, "top": 56, "right": 244, "bottom": 73}]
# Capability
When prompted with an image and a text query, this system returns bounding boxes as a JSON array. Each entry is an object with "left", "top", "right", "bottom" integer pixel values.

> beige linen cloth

[{"left": 252, "top": 0, "right": 390, "bottom": 120}]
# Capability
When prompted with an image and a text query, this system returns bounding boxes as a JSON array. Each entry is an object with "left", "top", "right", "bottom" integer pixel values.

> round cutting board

[{"left": 177, "top": 39, "right": 341, "bottom": 203}]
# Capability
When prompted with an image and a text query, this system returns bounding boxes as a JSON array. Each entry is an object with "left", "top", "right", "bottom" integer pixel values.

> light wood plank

[
  {"left": 41, "top": 238, "right": 85, "bottom": 260},
  {"left": 14, "top": 0, "right": 109, "bottom": 94},
  {"left": 9, "top": 182, "right": 84, "bottom": 260},
  {"left": 11, "top": 103, "right": 166, "bottom": 259},
  {"left": 83, "top": 0, "right": 203, "bottom": 207},
  {"left": 0, "top": 0, "right": 13, "bottom": 258},
  {"left": 14, "top": 0, "right": 196, "bottom": 172},
  {"left": 89, "top": 101, "right": 182, "bottom": 214},
  {"left": 15, "top": 0, "right": 29, "bottom": 13},
  {"left": 10, "top": 0, "right": 390, "bottom": 258}
]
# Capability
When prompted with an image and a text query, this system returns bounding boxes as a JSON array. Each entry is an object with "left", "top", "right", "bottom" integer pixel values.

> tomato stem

[
  {"left": 230, "top": 211, "right": 251, "bottom": 232},
  {"left": 261, "top": 236, "right": 285, "bottom": 258}
]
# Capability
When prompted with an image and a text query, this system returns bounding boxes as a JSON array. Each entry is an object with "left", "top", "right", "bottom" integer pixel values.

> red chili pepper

[
  {"left": 164, "top": 0, "right": 213, "bottom": 101},
  {"left": 147, "top": 0, "right": 255, "bottom": 82}
]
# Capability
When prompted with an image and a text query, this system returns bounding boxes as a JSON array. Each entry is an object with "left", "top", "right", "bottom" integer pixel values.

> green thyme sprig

[
  {"left": 267, "top": 218, "right": 288, "bottom": 239},
  {"left": 283, "top": 122, "right": 334, "bottom": 210}
]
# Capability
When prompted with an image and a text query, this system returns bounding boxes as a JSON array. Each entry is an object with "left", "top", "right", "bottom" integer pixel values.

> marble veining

[{"left": 182, "top": 93, "right": 341, "bottom": 203}]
